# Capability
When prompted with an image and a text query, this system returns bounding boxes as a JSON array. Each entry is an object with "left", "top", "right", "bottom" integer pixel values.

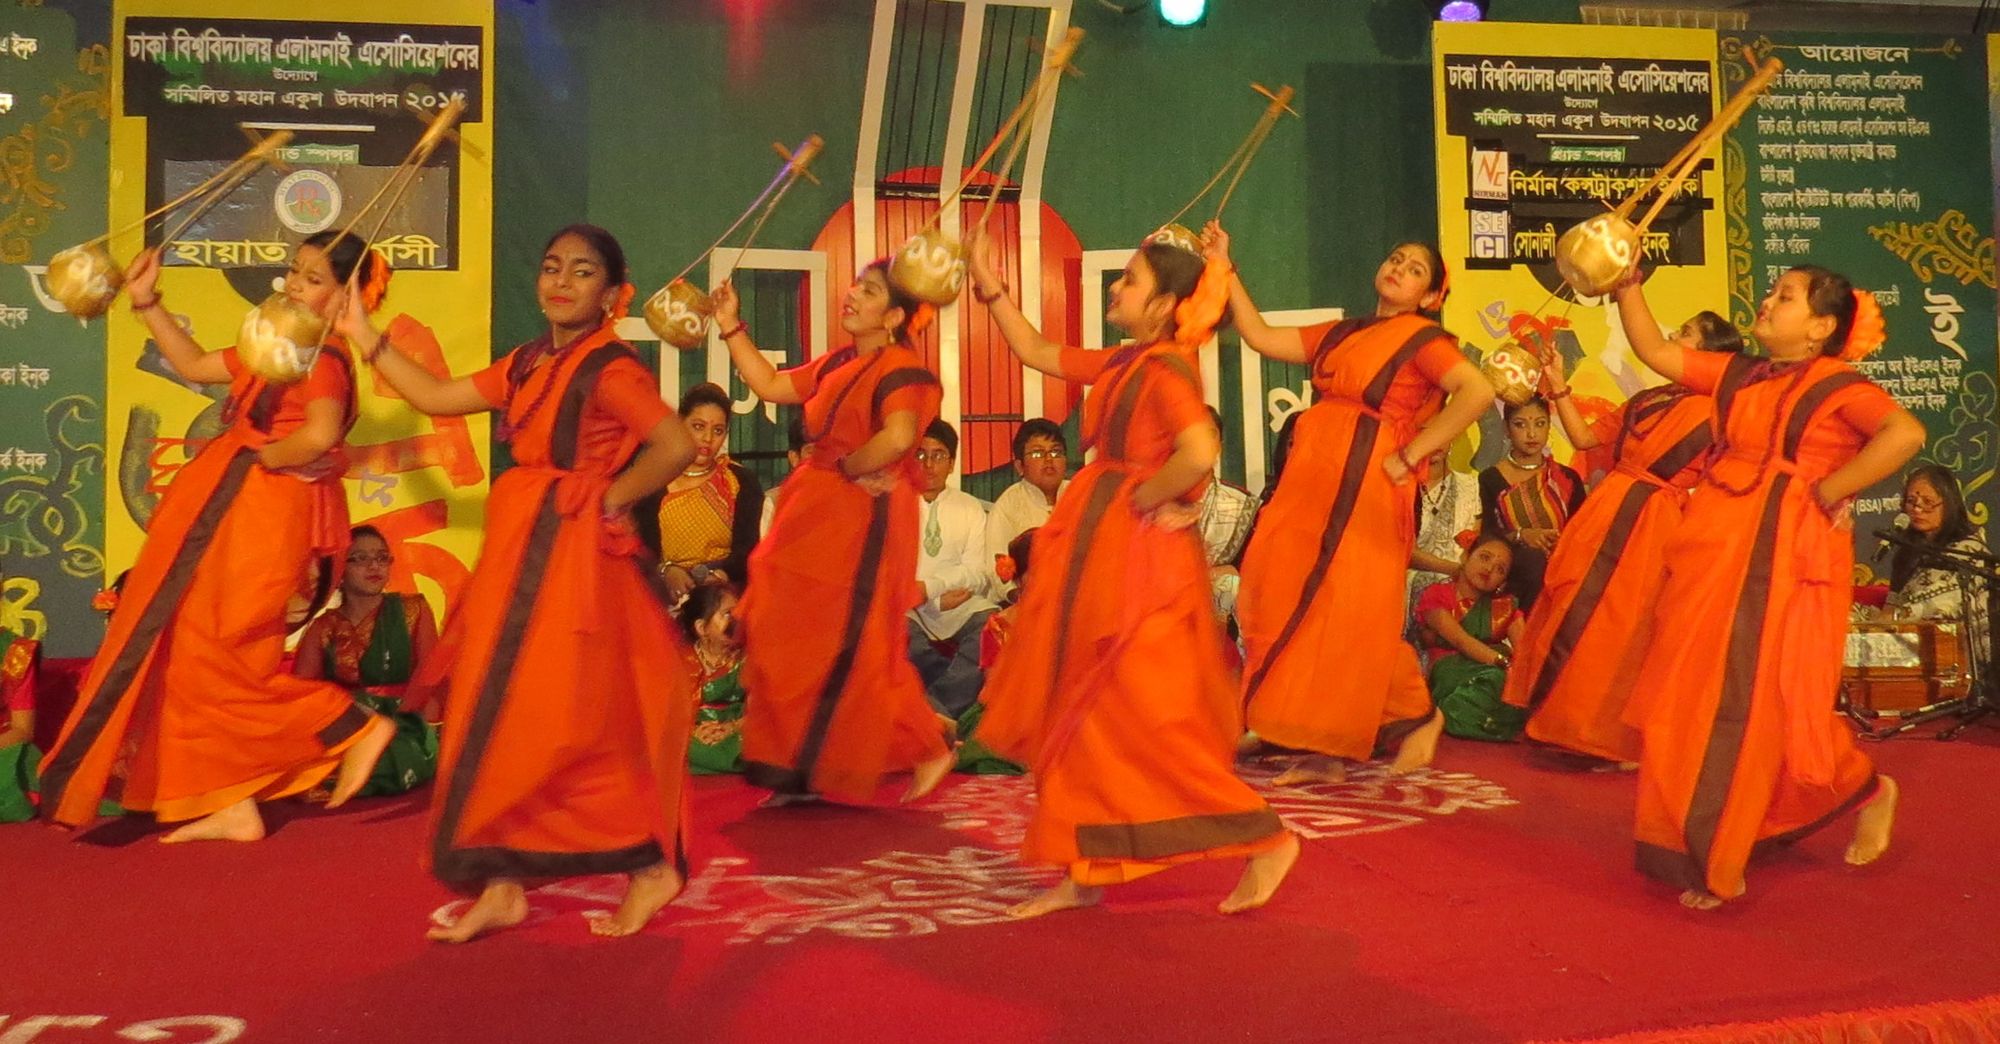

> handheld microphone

[{"left": 1873, "top": 512, "right": 1910, "bottom": 562}]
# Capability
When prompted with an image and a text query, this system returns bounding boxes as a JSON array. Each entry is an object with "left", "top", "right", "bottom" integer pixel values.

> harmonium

[{"left": 1842, "top": 621, "right": 1969, "bottom": 716}]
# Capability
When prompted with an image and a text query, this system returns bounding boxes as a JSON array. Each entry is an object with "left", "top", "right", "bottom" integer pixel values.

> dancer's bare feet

[
  {"left": 902, "top": 750, "right": 955, "bottom": 803},
  {"left": 1679, "top": 889, "right": 1725, "bottom": 910},
  {"left": 1007, "top": 878, "right": 1103, "bottom": 920},
  {"left": 1846, "top": 774, "right": 1898, "bottom": 866},
  {"left": 159, "top": 798, "right": 265, "bottom": 844},
  {"left": 1271, "top": 755, "right": 1346, "bottom": 786},
  {"left": 588, "top": 863, "right": 684, "bottom": 938},
  {"left": 1220, "top": 830, "right": 1302, "bottom": 914},
  {"left": 326, "top": 715, "right": 396, "bottom": 809},
  {"left": 427, "top": 880, "right": 528, "bottom": 943},
  {"left": 1388, "top": 712, "right": 1444, "bottom": 776}
]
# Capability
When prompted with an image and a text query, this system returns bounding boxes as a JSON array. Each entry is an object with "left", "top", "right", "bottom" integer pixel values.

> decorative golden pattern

[
  {"left": 0, "top": 43, "right": 110, "bottom": 264},
  {"left": 1868, "top": 209, "right": 1998, "bottom": 289}
]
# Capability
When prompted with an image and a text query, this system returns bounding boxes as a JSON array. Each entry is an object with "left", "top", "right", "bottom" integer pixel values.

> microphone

[{"left": 1873, "top": 512, "right": 1910, "bottom": 562}]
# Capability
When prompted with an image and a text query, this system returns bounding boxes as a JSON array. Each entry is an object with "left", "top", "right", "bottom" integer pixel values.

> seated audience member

[
  {"left": 681, "top": 583, "right": 747, "bottom": 775},
  {"left": 1479, "top": 396, "right": 1585, "bottom": 608},
  {"left": 910, "top": 420, "right": 1000, "bottom": 719},
  {"left": 0, "top": 571, "right": 41, "bottom": 822},
  {"left": 1886, "top": 465, "right": 1991, "bottom": 662},
  {"left": 639, "top": 382, "right": 766, "bottom": 603},
  {"left": 1416, "top": 533, "right": 1527, "bottom": 742},
  {"left": 1409, "top": 446, "right": 1483, "bottom": 621},
  {"left": 1199, "top": 406, "right": 1259, "bottom": 622},
  {"left": 295, "top": 526, "right": 441, "bottom": 797},
  {"left": 986, "top": 418, "right": 1069, "bottom": 598},
  {"left": 760, "top": 413, "right": 811, "bottom": 538}
]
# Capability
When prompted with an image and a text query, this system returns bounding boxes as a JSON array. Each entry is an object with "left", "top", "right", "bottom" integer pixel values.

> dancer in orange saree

[
  {"left": 966, "top": 226, "right": 1299, "bottom": 919},
  {"left": 1500, "top": 313, "right": 1742, "bottom": 766},
  {"left": 715, "top": 260, "right": 954, "bottom": 806},
  {"left": 1618, "top": 264, "right": 1922, "bottom": 909},
  {"left": 39, "top": 232, "right": 396, "bottom": 840},
  {"left": 364, "top": 225, "right": 698, "bottom": 941},
  {"left": 1213, "top": 223, "right": 1495, "bottom": 786}
]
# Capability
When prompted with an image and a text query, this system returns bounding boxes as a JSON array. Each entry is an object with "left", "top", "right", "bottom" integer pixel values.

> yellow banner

[
  {"left": 1433, "top": 22, "right": 1726, "bottom": 472},
  {"left": 106, "top": 0, "right": 495, "bottom": 618}
]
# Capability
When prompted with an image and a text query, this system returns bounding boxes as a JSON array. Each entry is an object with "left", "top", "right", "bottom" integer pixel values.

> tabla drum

[{"left": 1842, "top": 620, "right": 1969, "bottom": 716}]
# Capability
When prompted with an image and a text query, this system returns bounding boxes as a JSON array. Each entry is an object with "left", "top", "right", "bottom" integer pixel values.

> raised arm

[
  {"left": 712, "top": 281, "right": 804, "bottom": 405},
  {"left": 967, "top": 227, "right": 1067, "bottom": 378},
  {"left": 1537, "top": 349, "right": 1602, "bottom": 450},
  {"left": 1817, "top": 408, "right": 1926, "bottom": 507},
  {"left": 1612, "top": 268, "right": 1687, "bottom": 384},
  {"left": 126, "top": 248, "right": 231, "bottom": 385},
  {"left": 1202, "top": 222, "right": 1307, "bottom": 364},
  {"left": 340, "top": 295, "right": 491, "bottom": 416}
]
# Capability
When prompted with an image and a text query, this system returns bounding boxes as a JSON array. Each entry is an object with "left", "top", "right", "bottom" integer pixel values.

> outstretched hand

[
  {"left": 1200, "top": 220, "right": 1232, "bottom": 266},
  {"left": 124, "top": 247, "right": 165, "bottom": 302},
  {"left": 333, "top": 285, "right": 382, "bottom": 357},
  {"left": 711, "top": 280, "right": 741, "bottom": 327},
  {"left": 965, "top": 227, "right": 1003, "bottom": 296}
]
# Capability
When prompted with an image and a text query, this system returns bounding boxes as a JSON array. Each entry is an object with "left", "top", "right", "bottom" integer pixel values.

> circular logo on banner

[{"left": 274, "top": 170, "right": 341, "bottom": 235}]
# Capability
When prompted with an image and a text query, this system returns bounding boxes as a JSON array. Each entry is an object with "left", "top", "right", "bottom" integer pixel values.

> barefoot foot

[
  {"left": 1007, "top": 879, "right": 1103, "bottom": 920},
  {"left": 159, "top": 799, "right": 265, "bottom": 844},
  {"left": 588, "top": 863, "right": 684, "bottom": 938},
  {"left": 902, "top": 750, "right": 955, "bottom": 803},
  {"left": 1220, "top": 831, "right": 1302, "bottom": 914},
  {"left": 326, "top": 715, "right": 396, "bottom": 809},
  {"left": 1271, "top": 755, "right": 1346, "bottom": 787},
  {"left": 1679, "top": 889, "right": 1725, "bottom": 911},
  {"left": 427, "top": 880, "right": 528, "bottom": 943},
  {"left": 1388, "top": 712, "right": 1444, "bottom": 776},
  {"left": 1846, "top": 774, "right": 1898, "bottom": 866}
]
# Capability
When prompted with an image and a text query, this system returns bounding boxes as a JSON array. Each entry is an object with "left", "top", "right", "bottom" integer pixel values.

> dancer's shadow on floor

[{"left": 74, "top": 798, "right": 335, "bottom": 847}]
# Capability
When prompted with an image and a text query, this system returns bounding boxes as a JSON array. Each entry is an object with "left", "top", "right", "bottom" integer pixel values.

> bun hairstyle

[
  {"left": 1686, "top": 310, "right": 1745, "bottom": 354},
  {"left": 1789, "top": 264, "right": 1889, "bottom": 359},
  {"left": 302, "top": 230, "right": 391, "bottom": 312},
  {"left": 1135, "top": 239, "right": 1233, "bottom": 352},
  {"left": 859, "top": 258, "right": 932, "bottom": 343}
]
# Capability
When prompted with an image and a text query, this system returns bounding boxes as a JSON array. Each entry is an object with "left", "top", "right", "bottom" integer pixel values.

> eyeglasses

[
  {"left": 915, "top": 450, "right": 953, "bottom": 463},
  {"left": 1022, "top": 448, "right": 1066, "bottom": 462},
  {"left": 1903, "top": 496, "right": 1945, "bottom": 512},
  {"left": 348, "top": 552, "right": 393, "bottom": 566}
]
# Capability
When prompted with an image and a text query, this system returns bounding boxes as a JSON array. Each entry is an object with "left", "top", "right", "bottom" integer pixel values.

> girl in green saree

[
  {"left": 294, "top": 526, "right": 440, "bottom": 796},
  {"left": 1415, "top": 533, "right": 1527, "bottom": 742},
  {"left": 681, "top": 582, "right": 747, "bottom": 774}
]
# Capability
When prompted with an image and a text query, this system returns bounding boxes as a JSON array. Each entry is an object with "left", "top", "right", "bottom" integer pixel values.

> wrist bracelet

[
  {"left": 1547, "top": 386, "right": 1572, "bottom": 401},
  {"left": 130, "top": 294, "right": 162, "bottom": 312},
  {"left": 718, "top": 322, "right": 748, "bottom": 341},
  {"left": 974, "top": 283, "right": 1008, "bottom": 305}
]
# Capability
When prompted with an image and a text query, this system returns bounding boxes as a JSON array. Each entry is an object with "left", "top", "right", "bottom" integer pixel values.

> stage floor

[{"left": 9, "top": 727, "right": 1999, "bottom": 1043}]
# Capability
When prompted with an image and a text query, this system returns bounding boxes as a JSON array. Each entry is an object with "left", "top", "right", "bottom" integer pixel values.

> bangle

[
  {"left": 129, "top": 294, "right": 161, "bottom": 312},
  {"left": 974, "top": 283, "right": 1008, "bottom": 305},
  {"left": 718, "top": 322, "right": 748, "bottom": 341},
  {"left": 1547, "top": 386, "right": 1573, "bottom": 401}
]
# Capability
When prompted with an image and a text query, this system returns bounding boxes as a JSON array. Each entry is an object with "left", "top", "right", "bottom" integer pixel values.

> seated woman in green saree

[
  {"left": 1415, "top": 533, "right": 1527, "bottom": 742},
  {"left": 294, "top": 525, "right": 440, "bottom": 797},
  {"left": 681, "top": 582, "right": 747, "bottom": 774}
]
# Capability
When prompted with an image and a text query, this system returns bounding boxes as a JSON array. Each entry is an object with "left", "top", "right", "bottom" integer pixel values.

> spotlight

[
  {"left": 1435, "top": 0, "right": 1487, "bottom": 21},
  {"left": 1158, "top": 0, "right": 1206, "bottom": 28}
]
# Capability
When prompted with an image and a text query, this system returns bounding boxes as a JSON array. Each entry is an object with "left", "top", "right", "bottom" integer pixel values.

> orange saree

[
  {"left": 1501, "top": 386, "right": 1715, "bottom": 763},
  {"left": 426, "top": 328, "right": 694, "bottom": 888},
  {"left": 40, "top": 343, "right": 367, "bottom": 827},
  {"left": 1630, "top": 352, "right": 1895, "bottom": 900},
  {"left": 1238, "top": 314, "right": 1467, "bottom": 760},
  {"left": 980, "top": 343, "right": 1284, "bottom": 885},
  {"left": 737, "top": 343, "right": 948, "bottom": 802}
]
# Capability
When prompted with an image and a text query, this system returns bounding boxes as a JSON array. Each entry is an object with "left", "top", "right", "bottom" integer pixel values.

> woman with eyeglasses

[
  {"left": 1884, "top": 466, "right": 1989, "bottom": 648},
  {"left": 294, "top": 525, "right": 441, "bottom": 797}
]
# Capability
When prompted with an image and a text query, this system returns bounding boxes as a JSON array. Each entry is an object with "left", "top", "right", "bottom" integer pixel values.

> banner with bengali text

[
  {"left": 1433, "top": 22, "right": 1729, "bottom": 474},
  {"left": 1725, "top": 33, "right": 1997, "bottom": 574},
  {"left": 105, "top": 0, "right": 495, "bottom": 621}
]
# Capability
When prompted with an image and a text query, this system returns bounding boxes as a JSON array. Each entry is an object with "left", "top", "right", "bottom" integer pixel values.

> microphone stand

[{"left": 1860, "top": 531, "right": 1999, "bottom": 740}]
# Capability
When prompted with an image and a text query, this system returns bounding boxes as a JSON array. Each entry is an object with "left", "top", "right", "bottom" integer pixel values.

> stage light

[
  {"left": 1436, "top": 0, "right": 1487, "bottom": 21},
  {"left": 1158, "top": 0, "right": 1206, "bottom": 28}
]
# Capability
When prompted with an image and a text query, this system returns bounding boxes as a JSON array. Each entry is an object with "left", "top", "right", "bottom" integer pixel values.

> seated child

[
  {"left": 0, "top": 608, "right": 41, "bottom": 823},
  {"left": 1416, "top": 533, "right": 1527, "bottom": 742},
  {"left": 681, "top": 583, "right": 746, "bottom": 775}
]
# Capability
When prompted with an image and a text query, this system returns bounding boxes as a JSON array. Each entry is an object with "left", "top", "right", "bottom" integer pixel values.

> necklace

[
  {"left": 684, "top": 463, "right": 715, "bottom": 478},
  {"left": 695, "top": 642, "right": 736, "bottom": 675},
  {"left": 1506, "top": 452, "right": 1544, "bottom": 471}
]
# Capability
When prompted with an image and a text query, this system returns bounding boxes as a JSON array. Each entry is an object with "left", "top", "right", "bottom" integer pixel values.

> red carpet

[{"left": 9, "top": 729, "right": 2000, "bottom": 1043}]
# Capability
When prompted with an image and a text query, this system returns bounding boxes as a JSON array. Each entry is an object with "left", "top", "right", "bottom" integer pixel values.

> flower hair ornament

[
  {"left": 605, "top": 282, "right": 637, "bottom": 329},
  {"left": 1841, "top": 287, "right": 1887, "bottom": 361},
  {"left": 360, "top": 249, "right": 393, "bottom": 313}
]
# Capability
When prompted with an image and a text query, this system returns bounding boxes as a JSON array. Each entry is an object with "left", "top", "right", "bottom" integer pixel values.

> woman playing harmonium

[{"left": 1878, "top": 465, "right": 1990, "bottom": 662}]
